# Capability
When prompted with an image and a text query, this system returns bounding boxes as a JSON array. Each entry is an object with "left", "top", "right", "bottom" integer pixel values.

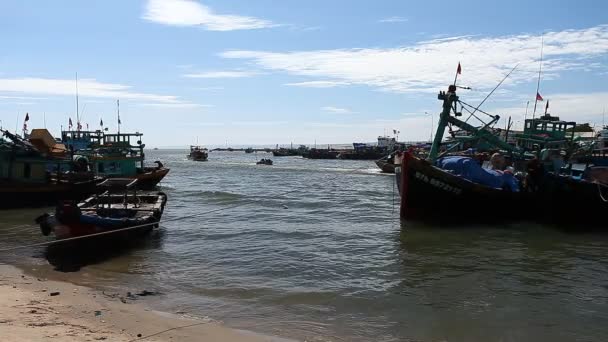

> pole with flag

[
  {"left": 532, "top": 36, "right": 544, "bottom": 120},
  {"left": 544, "top": 100, "right": 549, "bottom": 115},
  {"left": 454, "top": 62, "right": 462, "bottom": 86},
  {"left": 22, "top": 113, "right": 29, "bottom": 136},
  {"left": 117, "top": 99, "right": 121, "bottom": 134},
  {"left": 524, "top": 101, "right": 530, "bottom": 125},
  {"left": 69, "top": 117, "right": 73, "bottom": 130},
  {"left": 100, "top": 118, "right": 104, "bottom": 131}
]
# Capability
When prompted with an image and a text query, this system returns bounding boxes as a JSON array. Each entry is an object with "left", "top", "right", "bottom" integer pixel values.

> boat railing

[{"left": 95, "top": 178, "right": 140, "bottom": 209}]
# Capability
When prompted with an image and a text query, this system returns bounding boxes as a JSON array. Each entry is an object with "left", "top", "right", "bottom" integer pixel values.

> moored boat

[
  {"left": 36, "top": 178, "right": 167, "bottom": 241},
  {"left": 1, "top": 129, "right": 101, "bottom": 208}
]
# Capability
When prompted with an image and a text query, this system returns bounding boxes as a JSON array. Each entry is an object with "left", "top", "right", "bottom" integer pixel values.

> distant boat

[
  {"left": 302, "top": 148, "right": 339, "bottom": 159},
  {"left": 245, "top": 147, "right": 254, "bottom": 153},
  {"left": 153, "top": 147, "right": 159, "bottom": 150},
  {"left": 36, "top": 178, "right": 167, "bottom": 241},
  {"left": 187, "top": 145, "right": 208, "bottom": 161},
  {"left": 256, "top": 158, "right": 273, "bottom": 165}
]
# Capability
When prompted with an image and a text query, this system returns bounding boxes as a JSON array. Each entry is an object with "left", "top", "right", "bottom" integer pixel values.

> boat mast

[
  {"left": 532, "top": 37, "right": 544, "bottom": 120},
  {"left": 117, "top": 99, "right": 121, "bottom": 134},
  {"left": 428, "top": 85, "right": 458, "bottom": 162},
  {"left": 76, "top": 72, "right": 80, "bottom": 131}
]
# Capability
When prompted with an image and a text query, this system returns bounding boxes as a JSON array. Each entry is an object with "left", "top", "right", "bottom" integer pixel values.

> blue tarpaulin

[{"left": 436, "top": 156, "right": 519, "bottom": 191}]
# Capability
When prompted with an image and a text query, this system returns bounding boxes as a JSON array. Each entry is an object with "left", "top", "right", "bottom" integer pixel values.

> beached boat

[
  {"left": 188, "top": 145, "right": 209, "bottom": 161},
  {"left": 36, "top": 179, "right": 167, "bottom": 240}
]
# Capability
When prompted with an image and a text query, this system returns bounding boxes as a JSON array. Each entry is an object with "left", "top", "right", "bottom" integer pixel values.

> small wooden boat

[
  {"left": 375, "top": 153, "right": 399, "bottom": 173},
  {"left": 188, "top": 145, "right": 208, "bottom": 161},
  {"left": 36, "top": 179, "right": 167, "bottom": 240},
  {"left": 256, "top": 158, "right": 273, "bottom": 165}
]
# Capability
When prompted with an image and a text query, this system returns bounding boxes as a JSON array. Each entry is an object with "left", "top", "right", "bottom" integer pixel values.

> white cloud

[
  {"left": 379, "top": 16, "right": 408, "bottom": 23},
  {"left": 182, "top": 71, "right": 259, "bottom": 78},
  {"left": 142, "top": 0, "right": 275, "bottom": 31},
  {"left": 0, "top": 77, "right": 184, "bottom": 104},
  {"left": 222, "top": 25, "right": 608, "bottom": 93},
  {"left": 285, "top": 80, "right": 350, "bottom": 88},
  {"left": 321, "top": 106, "right": 352, "bottom": 114}
]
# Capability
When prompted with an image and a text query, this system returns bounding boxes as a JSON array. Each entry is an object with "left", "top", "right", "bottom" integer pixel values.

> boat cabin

[
  {"left": 61, "top": 130, "right": 104, "bottom": 152},
  {"left": 89, "top": 133, "right": 146, "bottom": 177},
  {"left": 515, "top": 114, "right": 576, "bottom": 150}
]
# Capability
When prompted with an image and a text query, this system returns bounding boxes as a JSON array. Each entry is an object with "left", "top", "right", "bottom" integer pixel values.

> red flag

[
  {"left": 545, "top": 100, "right": 549, "bottom": 114},
  {"left": 24, "top": 113, "right": 29, "bottom": 122},
  {"left": 536, "top": 92, "right": 543, "bottom": 101},
  {"left": 457, "top": 62, "right": 462, "bottom": 75}
]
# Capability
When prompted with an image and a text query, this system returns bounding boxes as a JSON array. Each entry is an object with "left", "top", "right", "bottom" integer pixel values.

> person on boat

[
  {"left": 490, "top": 153, "right": 506, "bottom": 171},
  {"left": 154, "top": 160, "right": 164, "bottom": 169}
]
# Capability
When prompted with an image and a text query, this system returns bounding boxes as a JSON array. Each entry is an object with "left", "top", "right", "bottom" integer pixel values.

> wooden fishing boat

[
  {"left": 0, "top": 129, "right": 101, "bottom": 208},
  {"left": 375, "top": 159, "right": 396, "bottom": 173},
  {"left": 188, "top": 145, "right": 208, "bottom": 161},
  {"left": 396, "top": 151, "right": 528, "bottom": 222},
  {"left": 36, "top": 179, "right": 167, "bottom": 240}
]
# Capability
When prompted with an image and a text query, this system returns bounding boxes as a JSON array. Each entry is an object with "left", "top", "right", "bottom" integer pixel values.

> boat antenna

[
  {"left": 524, "top": 101, "right": 530, "bottom": 127},
  {"left": 76, "top": 72, "right": 80, "bottom": 130},
  {"left": 117, "top": 99, "right": 121, "bottom": 133},
  {"left": 532, "top": 36, "right": 544, "bottom": 119},
  {"left": 464, "top": 63, "right": 519, "bottom": 123}
]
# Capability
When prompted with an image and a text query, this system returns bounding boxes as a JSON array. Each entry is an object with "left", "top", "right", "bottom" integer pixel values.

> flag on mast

[
  {"left": 100, "top": 118, "right": 103, "bottom": 126},
  {"left": 69, "top": 118, "right": 73, "bottom": 129},
  {"left": 457, "top": 62, "right": 462, "bottom": 75},
  {"left": 23, "top": 113, "right": 29, "bottom": 133},
  {"left": 536, "top": 92, "right": 544, "bottom": 101},
  {"left": 545, "top": 100, "right": 549, "bottom": 114}
]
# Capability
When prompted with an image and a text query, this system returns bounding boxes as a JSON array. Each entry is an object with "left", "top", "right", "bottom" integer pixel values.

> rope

[
  {"left": 597, "top": 181, "right": 608, "bottom": 203},
  {"left": 0, "top": 188, "right": 300, "bottom": 253}
]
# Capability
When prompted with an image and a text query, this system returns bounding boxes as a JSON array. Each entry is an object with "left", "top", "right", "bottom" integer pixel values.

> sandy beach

[{"left": 0, "top": 264, "right": 290, "bottom": 342}]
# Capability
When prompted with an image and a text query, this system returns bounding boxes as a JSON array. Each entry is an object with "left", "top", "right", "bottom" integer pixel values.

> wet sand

[{"left": 0, "top": 264, "right": 292, "bottom": 342}]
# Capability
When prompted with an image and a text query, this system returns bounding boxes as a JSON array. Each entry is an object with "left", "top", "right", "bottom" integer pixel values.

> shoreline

[{"left": 0, "top": 263, "right": 294, "bottom": 342}]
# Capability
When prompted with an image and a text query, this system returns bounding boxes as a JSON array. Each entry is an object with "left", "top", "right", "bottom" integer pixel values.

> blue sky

[{"left": 1, "top": 0, "right": 607, "bottom": 146}]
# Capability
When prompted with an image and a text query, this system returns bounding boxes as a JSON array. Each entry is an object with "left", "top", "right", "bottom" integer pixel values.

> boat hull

[
  {"left": 0, "top": 180, "right": 99, "bottom": 209},
  {"left": 107, "top": 167, "right": 170, "bottom": 189},
  {"left": 375, "top": 160, "right": 396, "bottom": 173},
  {"left": 397, "top": 152, "right": 529, "bottom": 222}
]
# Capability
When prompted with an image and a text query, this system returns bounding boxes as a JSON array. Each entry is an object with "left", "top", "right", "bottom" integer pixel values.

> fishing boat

[
  {"left": 81, "top": 132, "right": 169, "bottom": 189},
  {"left": 256, "top": 158, "right": 273, "bottom": 165},
  {"left": 188, "top": 145, "right": 209, "bottom": 161},
  {"left": 36, "top": 179, "right": 167, "bottom": 240},
  {"left": 397, "top": 83, "right": 531, "bottom": 222},
  {"left": 302, "top": 148, "right": 339, "bottom": 159},
  {"left": 244, "top": 147, "right": 254, "bottom": 154},
  {"left": 375, "top": 152, "right": 399, "bottom": 173},
  {"left": 0, "top": 130, "right": 100, "bottom": 208}
]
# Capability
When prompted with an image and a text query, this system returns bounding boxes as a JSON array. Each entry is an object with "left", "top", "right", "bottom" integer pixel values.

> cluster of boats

[
  {"left": 0, "top": 128, "right": 170, "bottom": 242},
  {"left": 393, "top": 83, "right": 608, "bottom": 227}
]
